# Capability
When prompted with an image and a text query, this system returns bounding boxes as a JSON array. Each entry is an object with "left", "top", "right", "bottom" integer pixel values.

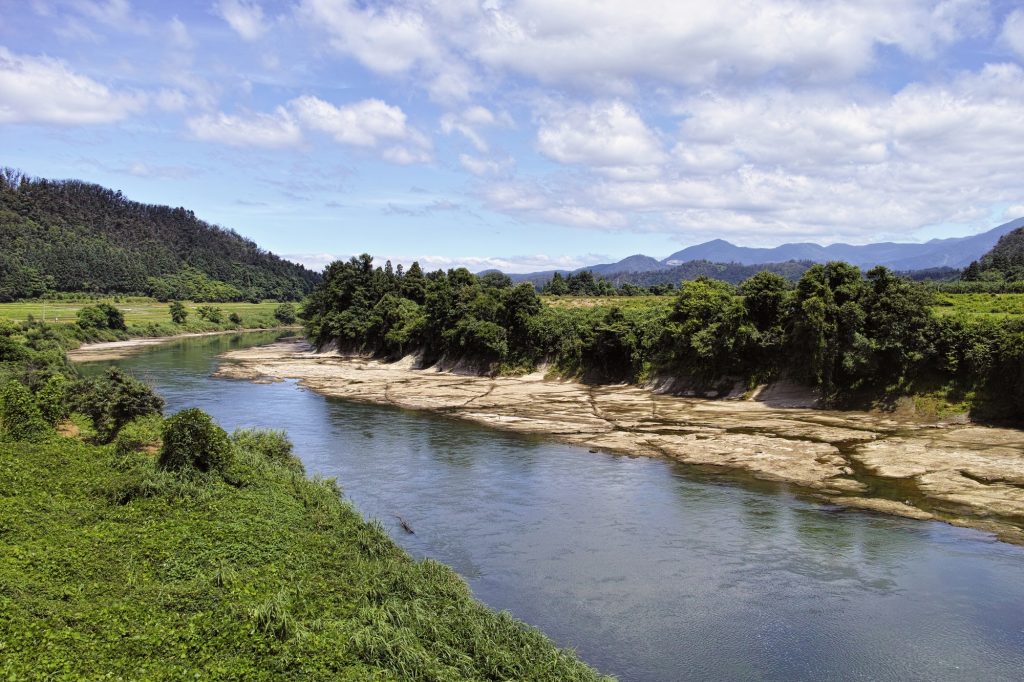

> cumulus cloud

[
  {"left": 298, "top": 0, "right": 476, "bottom": 102},
  {"left": 0, "top": 47, "right": 146, "bottom": 124},
  {"left": 441, "top": 105, "right": 499, "bottom": 152},
  {"left": 292, "top": 95, "right": 432, "bottom": 163},
  {"left": 504, "top": 62, "right": 1024, "bottom": 242},
  {"left": 187, "top": 107, "right": 302, "bottom": 148},
  {"left": 537, "top": 100, "right": 666, "bottom": 176},
  {"left": 214, "top": 0, "right": 268, "bottom": 41},
  {"left": 459, "top": 153, "right": 514, "bottom": 177},
  {"left": 188, "top": 96, "right": 432, "bottom": 163}
]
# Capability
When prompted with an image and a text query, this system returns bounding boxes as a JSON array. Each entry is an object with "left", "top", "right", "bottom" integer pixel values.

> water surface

[{"left": 88, "top": 333, "right": 1024, "bottom": 681}]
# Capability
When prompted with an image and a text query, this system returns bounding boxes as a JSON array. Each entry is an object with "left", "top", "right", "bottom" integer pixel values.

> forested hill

[
  {"left": 0, "top": 169, "right": 320, "bottom": 301},
  {"left": 963, "top": 227, "right": 1024, "bottom": 282}
]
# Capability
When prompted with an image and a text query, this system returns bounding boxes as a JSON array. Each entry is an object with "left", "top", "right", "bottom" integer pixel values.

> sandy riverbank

[
  {"left": 216, "top": 338, "right": 1024, "bottom": 544},
  {"left": 67, "top": 329, "right": 291, "bottom": 362}
]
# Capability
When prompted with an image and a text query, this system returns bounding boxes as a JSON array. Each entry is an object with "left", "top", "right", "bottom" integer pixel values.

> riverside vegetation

[
  {"left": 302, "top": 255, "right": 1024, "bottom": 421},
  {"left": 0, "top": 305, "right": 608, "bottom": 678}
]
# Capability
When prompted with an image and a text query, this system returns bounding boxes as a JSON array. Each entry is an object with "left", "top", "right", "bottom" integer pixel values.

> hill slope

[
  {"left": 0, "top": 169, "right": 320, "bottom": 301},
  {"left": 966, "top": 226, "right": 1024, "bottom": 281}
]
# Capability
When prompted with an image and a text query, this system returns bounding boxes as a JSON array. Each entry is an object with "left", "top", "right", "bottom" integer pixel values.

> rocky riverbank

[{"left": 217, "top": 338, "right": 1024, "bottom": 543}]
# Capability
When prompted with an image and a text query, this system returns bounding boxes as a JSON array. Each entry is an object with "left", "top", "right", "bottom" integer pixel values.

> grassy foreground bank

[{"left": 0, "top": 429, "right": 608, "bottom": 680}]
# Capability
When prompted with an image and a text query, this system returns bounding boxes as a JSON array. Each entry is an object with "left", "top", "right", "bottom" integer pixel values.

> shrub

[
  {"left": 35, "top": 373, "right": 72, "bottom": 424},
  {"left": 274, "top": 303, "right": 297, "bottom": 325},
  {"left": 0, "top": 380, "right": 50, "bottom": 440},
  {"left": 158, "top": 408, "right": 233, "bottom": 474},
  {"left": 114, "top": 414, "right": 164, "bottom": 457},
  {"left": 76, "top": 303, "right": 126, "bottom": 331},
  {"left": 169, "top": 301, "right": 188, "bottom": 325},
  {"left": 229, "top": 312, "right": 242, "bottom": 326},
  {"left": 231, "top": 428, "right": 300, "bottom": 471},
  {"left": 196, "top": 306, "right": 224, "bottom": 323},
  {"left": 76, "top": 368, "right": 165, "bottom": 443}
]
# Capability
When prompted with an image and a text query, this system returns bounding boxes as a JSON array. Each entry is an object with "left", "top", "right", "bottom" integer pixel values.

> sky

[{"left": 2, "top": 1, "right": 1024, "bottom": 273}]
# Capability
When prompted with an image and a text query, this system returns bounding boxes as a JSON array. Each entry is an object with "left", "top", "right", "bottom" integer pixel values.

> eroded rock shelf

[{"left": 215, "top": 338, "right": 1024, "bottom": 544}]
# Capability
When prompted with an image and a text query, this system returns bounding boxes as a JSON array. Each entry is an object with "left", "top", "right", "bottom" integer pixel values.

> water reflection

[{"left": 91, "top": 333, "right": 1024, "bottom": 682}]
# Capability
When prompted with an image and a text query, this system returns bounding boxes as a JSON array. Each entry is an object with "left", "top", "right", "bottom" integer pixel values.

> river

[{"left": 85, "top": 332, "right": 1024, "bottom": 681}]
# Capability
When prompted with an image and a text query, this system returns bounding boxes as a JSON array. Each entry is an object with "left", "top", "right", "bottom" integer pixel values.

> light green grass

[
  {"left": 931, "top": 292, "right": 1024, "bottom": 320},
  {"left": 0, "top": 298, "right": 283, "bottom": 325},
  {"left": 0, "top": 431, "right": 610, "bottom": 680},
  {"left": 541, "top": 294, "right": 675, "bottom": 313}
]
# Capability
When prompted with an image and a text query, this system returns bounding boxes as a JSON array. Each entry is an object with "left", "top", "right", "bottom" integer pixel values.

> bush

[
  {"left": 231, "top": 428, "right": 300, "bottom": 471},
  {"left": 76, "top": 368, "right": 165, "bottom": 443},
  {"left": 0, "top": 380, "right": 50, "bottom": 440},
  {"left": 169, "top": 301, "right": 188, "bottom": 325},
  {"left": 35, "top": 373, "right": 72, "bottom": 424},
  {"left": 274, "top": 303, "right": 297, "bottom": 325},
  {"left": 229, "top": 312, "right": 242, "bottom": 326},
  {"left": 196, "top": 305, "right": 224, "bottom": 323},
  {"left": 76, "top": 303, "right": 126, "bottom": 331},
  {"left": 158, "top": 408, "right": 233, "bottom": 474},
  {"left": 114, "top": 414, "right": 164, "bottom": 457}
]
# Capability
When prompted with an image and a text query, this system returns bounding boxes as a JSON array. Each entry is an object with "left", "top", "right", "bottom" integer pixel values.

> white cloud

[
  {"left": 1002, "top": 8, "right": 1024, "bottom": 58},
  {"left": 291, "top": 95, "right": 432, "bottom": 162},
  {"left": 292, "top": 96, "right": 408, "bottom": 146},
  {"left": 468, "top": 0, "right": 991, "bottom": 89},
  {"left": 187, "top": 107, "right": 302, "bottom": 148},
  {"left": 459, "top": 153, "right": 513, "bottom": 177},
  {"left": 299, "top": 0, "right": 439, "bottom": 75},
  {"left": 0, "top": 47, "right": 146, "bottom": 124},
  {"left": 214, "top": 0, "right": 268, "bottom": 41},
  {"left": 441, "top": 105, "right": 499, "bottom": 152},
  {"left": 536, "top": 100, "right": 666, "bottom": 173}
]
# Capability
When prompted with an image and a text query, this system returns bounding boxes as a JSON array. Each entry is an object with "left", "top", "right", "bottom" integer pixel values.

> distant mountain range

[{"left": 504, "top": 218, "right": 1024, "bottom": 285}]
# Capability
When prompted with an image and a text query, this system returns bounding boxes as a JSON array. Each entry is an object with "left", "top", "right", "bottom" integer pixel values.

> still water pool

[{"left": 87, "top": 332, "right": 1024, "bottom": 681}]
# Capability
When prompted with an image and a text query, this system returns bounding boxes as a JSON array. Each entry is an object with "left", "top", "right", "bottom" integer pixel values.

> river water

[{"left": 86, "top": 332, "right": 1024, "bottom": 681}]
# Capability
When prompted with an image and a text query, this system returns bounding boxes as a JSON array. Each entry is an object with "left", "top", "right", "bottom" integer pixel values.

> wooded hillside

[{"left": 0, "top": 169, "right": 320, "bottom": 302}]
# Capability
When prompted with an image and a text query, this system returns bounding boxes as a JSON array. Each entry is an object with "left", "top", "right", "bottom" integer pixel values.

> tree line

[{"left": 303, "top": 255, "right": 1024, "bottom": 420}]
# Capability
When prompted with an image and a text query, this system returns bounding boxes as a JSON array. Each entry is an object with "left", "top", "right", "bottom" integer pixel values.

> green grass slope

[{"left": 0, "top": 433, "right": 608, "bottom": 680}]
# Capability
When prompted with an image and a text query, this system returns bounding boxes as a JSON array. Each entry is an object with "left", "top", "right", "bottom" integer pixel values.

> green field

[
  {"left": 0, "top": 299, "right": 283, "bottom": 325},
  {"left": 932, "top": 292, "right": 1024, "bottom": 319}
]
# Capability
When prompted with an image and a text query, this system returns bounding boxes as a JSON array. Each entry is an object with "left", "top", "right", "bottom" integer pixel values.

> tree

[
  {"left": 545, "top": 272, "right": 569, "bottom": 295},
  {"left": 76, "top": 303, "right": 126, "bottom": 331},
  {"left": 273, "top": 303, "right": 297, "bottom": 325},
  {"left": 196, "top": 305, "right": 223, "bottom": 323},
  {"left": 76, "top": 368, "right": 164, "bottom": 442},
  {"left": 0, "top": 380, "right": 49, "bottom": 441},
  {"left": 169, "top": 301, "right": 188, "bottom": 324},
  {"left": 158, "top": 408, "right": 233, "bottom": 474}
]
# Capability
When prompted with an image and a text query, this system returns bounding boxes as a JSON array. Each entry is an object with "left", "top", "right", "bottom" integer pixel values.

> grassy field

[
  {"left": 542, "top": 292, "right": 1024, "bottom": 321},
  {"left": 541, "top": 294, "right": 675, "bottom": 313},
  {"left": 931, "top": 292, "right": 1024, "bottom": 319},
  {"left": 0, "top": 298, "right": 283, "bottom": 325},
  {"left": 0, "top": 427, "right": 609, "bottom": 680}
]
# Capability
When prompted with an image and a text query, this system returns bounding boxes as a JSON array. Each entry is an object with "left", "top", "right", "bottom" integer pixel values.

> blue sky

[{"left": 2, "top": 0, "right": 1024, "bottom": 272}]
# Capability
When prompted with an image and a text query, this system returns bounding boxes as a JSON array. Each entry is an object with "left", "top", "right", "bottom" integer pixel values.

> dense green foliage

[
  {"left": 0, "top": 296, "right": 607, "bottom": 680},
  {"left": 158, "top": 408, "right": 234, "bottom": 474},
  {"left": 0, "top": 169, "right": 320, "bottom": 301},
  {"left": 76, "top": 368, "right": 165, "bottom": 443},
  {"left": 960, "top": 227, "right": 1024, "bottom": 289},
  {"left": 305, "top": 255, "right": 1024, "bottom": 419}
]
